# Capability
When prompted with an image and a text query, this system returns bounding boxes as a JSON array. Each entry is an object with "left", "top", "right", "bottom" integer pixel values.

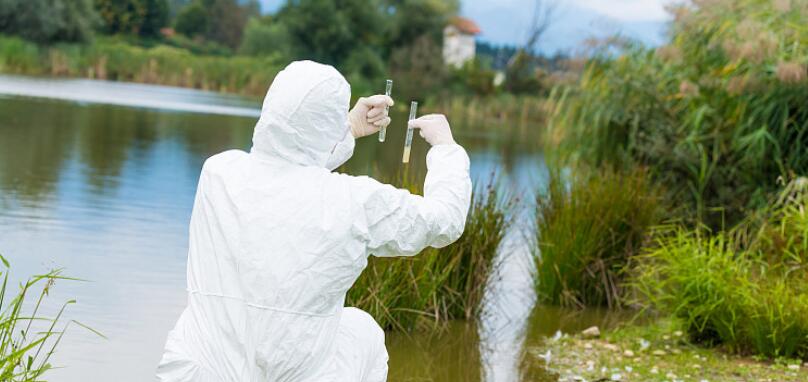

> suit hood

[{"left": 251, "top": 61, "right": 351, "bottom": 167}]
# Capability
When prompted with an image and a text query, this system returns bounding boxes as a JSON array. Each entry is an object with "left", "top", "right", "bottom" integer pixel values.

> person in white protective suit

[{"left": 156, "top": 60, "right": 472, "bottom": 382}]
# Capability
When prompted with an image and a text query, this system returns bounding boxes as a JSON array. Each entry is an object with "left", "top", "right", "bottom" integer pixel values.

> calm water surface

[{"left": 0, "top": 76, "right": 622, "bottom": 381}]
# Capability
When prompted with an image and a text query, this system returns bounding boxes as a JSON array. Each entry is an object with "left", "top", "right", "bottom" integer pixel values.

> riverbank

[{"left": 528, "top": 319, "right": 808, "bottom": 382}]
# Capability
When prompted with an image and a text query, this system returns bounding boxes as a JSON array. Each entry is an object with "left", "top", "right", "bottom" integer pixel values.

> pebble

[
  {"left": 581, "top": 326, "right": 601, "bottom": 338},
  {"left": 650, "top": 367, "right": 659, "bottom": 374},
  {"left": 787, "top": 364, "right": 800, "bottom": 371},
  {"left": 610, "top": 373, "right": 622, "bottom": 381},
  {"left": 652, "top": 350, "right": 667, "bottom": 356},
  {"left": 623, "top": 350, "right": 635, "bottom": 357},
  {"left": 602, "top": 343, "right": 620, "bottom": 352}
]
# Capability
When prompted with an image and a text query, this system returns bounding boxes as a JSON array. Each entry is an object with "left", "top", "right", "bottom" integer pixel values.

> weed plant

[
  {"left": 0, "top": 254, "right": 100, "bottom": 381},
  {"left": 347, "top": 178, "right": 512, "bottom": 331},
  {"left": 547, "top": 0, "right": 808, "bottom": 227},
  {"left": 534, "top": 167, "right": 662, "bottom": 309},
  {"left": 633, "top": 178, "right": 808, "bottom": 359}
]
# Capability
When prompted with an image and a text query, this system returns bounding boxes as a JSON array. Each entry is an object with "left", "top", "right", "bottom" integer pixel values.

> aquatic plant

[
  {"left": 547, "top": 0, "right": 808, "bottom": 227},
  {"left": 534, "top": 167, "right": 662, "bottom": 309},
  {"left": 0, "top": 254, "right": 101, "bottom": 381},
  {"left": 633, "top": 179, "right": 808, "bottom": 359},
  {"left": 347, "top": 179, "right": 512, "bottom": 331}
]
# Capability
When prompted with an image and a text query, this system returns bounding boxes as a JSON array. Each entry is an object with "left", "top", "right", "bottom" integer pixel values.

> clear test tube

[
  {"left": 402, "top": 101, "right": 418, "bottom": 163},
  {"left": 378, "top": 79, "right": 393, "bottom": 142}
]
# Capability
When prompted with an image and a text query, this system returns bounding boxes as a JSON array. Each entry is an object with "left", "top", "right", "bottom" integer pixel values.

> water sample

[
  {"left": 402, "top": 101, "right": 418, "bottom": 163},
  {"left": 378, "top": 79, "right": 393, "bottom": 142}
]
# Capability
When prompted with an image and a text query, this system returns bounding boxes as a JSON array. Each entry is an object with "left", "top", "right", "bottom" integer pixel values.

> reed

[
  {"left": 0, "top": 254, "right": 101, "bottom": 381},
  {"left": 346, "top": 178, "right": 512, "bottom": 331},
  {"left": 632, "top": 178, "right": 808, "bottom": 359},
  {"left": 547, "top": 0, "right": 808, "bottom": 227},
  {"left": 534, "top": 167, "right": 662, "bottom": 309},
  {"left": 0, "top": 35, "right": 282, "bottom": 97}
]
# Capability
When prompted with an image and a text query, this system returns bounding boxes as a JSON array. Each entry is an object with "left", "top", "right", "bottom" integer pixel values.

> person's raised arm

[{"left": 350, "top": 114, "right": 472, "bottom": 257}]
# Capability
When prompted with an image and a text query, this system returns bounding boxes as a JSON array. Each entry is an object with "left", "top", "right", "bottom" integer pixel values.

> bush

[
  {"left": 239, "top": 17, "right": 293, "bottom": 58},
  {"left": 633, "top": 178, "right": 808, "bottom": 359},
  {"left": 347, "top": 180, "right": 511, "bottom": 331},
  {"left": 548, "top": 0, "right": 808, "bottom": 227},
  {"left": 535, "top": 167, "right": 662, "bottom": 308},
  {"left": 0, "top": 0, "right": 98, "bottom": 43}
]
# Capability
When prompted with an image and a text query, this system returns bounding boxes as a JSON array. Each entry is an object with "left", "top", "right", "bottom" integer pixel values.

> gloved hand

[
  {"left": 348, "top": 95, "right": 394, "bottom": 138},
  {"left": 408, "top": 114, "right": 456, "bottom": 146}
]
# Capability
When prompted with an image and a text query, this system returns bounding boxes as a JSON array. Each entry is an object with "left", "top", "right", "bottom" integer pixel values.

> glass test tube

[
  {"left": 402, "top": 101, "right": 418, "bottom": 163},
  {"left": 378, "top": 79, "right": 393, "bottom": 142}
]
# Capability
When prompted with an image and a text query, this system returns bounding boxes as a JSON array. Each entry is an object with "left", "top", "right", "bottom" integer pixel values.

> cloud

[{"left": 572, "top": 0, "right": 672, "bottom": 22}]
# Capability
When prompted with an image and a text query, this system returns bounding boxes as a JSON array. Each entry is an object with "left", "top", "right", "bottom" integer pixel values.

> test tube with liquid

[
  {"left": 402, "top": 101, "right": 418, "bottom": 163},
  {"left": 378, "top": 79, "right": 393, "bottom": 142}
]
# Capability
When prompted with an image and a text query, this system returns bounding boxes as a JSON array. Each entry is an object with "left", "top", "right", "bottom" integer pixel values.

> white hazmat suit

[{"left": 157, "top": 61, "right": 472, "bottom": 381}]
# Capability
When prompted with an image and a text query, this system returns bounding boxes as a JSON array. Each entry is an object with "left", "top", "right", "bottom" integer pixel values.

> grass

[
  {"left": 346, "top": 178, "right": 512, "bottom": 331},
  {"left": 534, "top": 167, "right": 662, "bottom": 309},
  {"left": 632, "top": 178, "right": 808, "bottom": 360},
  {"left": 0, "top": 35, "right": 283, "bottom": 97},
  {"left": 547, "top": 0, "right": 808, "bottom": 227},
  {"left": 0, "top": 254, "right": 101, "bottom": 381},
  {"left": 527, "top": 319, "right": 807, "bottom": 382}
]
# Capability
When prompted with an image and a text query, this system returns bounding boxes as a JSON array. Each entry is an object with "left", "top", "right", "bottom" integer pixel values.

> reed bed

[
  {"left": 346, "top": 179, "right": 512, "bottom": 332},
  {"left": 0, "top": 35, "right": 282, "bottom": 97},
  {"left": 547, "top": 0, "right": 808, "bottom": 227},
  {"left": 534, "top": 167, "right": 662, "bottom": 309},
  {"left": 632, "top": 178, "right": 808, "bottom": 359}
]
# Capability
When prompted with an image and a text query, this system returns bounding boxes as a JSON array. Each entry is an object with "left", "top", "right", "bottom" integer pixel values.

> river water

[{"left": 0, "top": 75, "right": 625, "bottom": 381}]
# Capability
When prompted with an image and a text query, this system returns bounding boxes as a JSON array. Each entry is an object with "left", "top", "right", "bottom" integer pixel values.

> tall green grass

[
  {"left": 0, "top": 35, "right": 282, "bottom": 97},
  {"left": 548, "top": 0, "right": 808, "bottom": 227},
  {"left": 347, "top": 180, "right": 511, "bottom": 331},
  {"left": 0, "top": 254, "right": 100, "bottom": 381},
  {"left": 633, "top": 178, "right": 808, "bottom": 359},
  {"left": 534, "top": 167, "right": 662, "bottom": 309}
]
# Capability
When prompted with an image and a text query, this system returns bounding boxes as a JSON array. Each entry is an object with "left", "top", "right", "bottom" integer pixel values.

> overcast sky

[{"left": 257, "top": 0, "right": 674, "bottom": 53}]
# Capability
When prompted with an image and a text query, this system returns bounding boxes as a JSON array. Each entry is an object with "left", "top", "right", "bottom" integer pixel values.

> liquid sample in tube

[
  {"left": 402, "top": 101, "right": 418, "bottom": 163},
  {"left": 378, "top": 79, "right": 393, "bottom": 142}
]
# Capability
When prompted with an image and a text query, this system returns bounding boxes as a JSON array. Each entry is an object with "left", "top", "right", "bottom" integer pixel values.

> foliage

[
  {"left": 347, "top": 179, "right": 511, "bottom": 331},
  {"left": 447, "top": 59, "right": 497, "bottom": 96},
  {"left": 633, "top": 178, "right": 808, "bottom": 359},
  {"left": 0, "top": 254, "right": 101, "bottom": 381},
  {"left": 94, "top": 0, "right": 169, "bottom": 38},
  {"left": 388, "top": 35, "right": 446, "bottom": 102},
  {"left": 0, "top": 35, "right": 282, "bottom": 97},
  {"left": 535, "top": 167, "right": 662, "bottom": 309},
  {"left": 239, "top": 16, "right": 293, "bottom": 58},
  {"left": 548, "top": 0, "right": 808, "bottom": 227},
  {"left": 0, "top": 0, "right": 98, "bottom": 43},
  {"left": 173, "top": 0, "right": 251, "bottom": 49}
]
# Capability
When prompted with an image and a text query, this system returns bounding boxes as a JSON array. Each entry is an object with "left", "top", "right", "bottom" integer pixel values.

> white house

[{"left": 443, "top": 17, "right": 481, "bottom": 67}]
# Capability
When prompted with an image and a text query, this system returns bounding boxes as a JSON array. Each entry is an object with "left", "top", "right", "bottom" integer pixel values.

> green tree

[
  {"left": 174, "top": 1, "right": 208, "bottom": 37},
  {"left": 174, "top": 0, "right": 249, "bottom": 49},
  {"left": 94, "top": 0, "right": 169, "bottom": 38},
  {"left": 239, "top": 16, "right": 294, "bottom": 58},
  {"left": 0, "top": 0, "right": 98, "bottom": 43},
  {"left": 277, "top": 0, "right": 386, "bottom": 67}
]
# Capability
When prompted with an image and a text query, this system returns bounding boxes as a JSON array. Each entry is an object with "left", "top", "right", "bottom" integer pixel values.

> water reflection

[{"left": 0, "top": 77, "right": 549, "bottom": 381}]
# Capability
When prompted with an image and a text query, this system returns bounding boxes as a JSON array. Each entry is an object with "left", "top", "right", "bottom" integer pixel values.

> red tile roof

[{"left": 450, "top": 17, "right": 481, "bottom": 35}]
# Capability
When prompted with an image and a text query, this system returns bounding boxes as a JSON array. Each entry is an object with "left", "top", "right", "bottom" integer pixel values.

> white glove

[
  {"left": 348, "top": 95, "right": 394, "bottom": 138},
  {"left": 408, "top": 114, "right": 456, "bottom": 146}
]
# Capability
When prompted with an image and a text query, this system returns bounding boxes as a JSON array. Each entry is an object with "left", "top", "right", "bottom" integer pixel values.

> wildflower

[{"left": 776, "top": 61, "right": 807, "bottom": 84}]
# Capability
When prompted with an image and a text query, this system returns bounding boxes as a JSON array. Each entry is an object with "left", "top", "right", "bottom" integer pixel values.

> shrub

[
  {"left": 548, "top": 0, "right": 808, "bottom": 227},
  {"left": 0, "top": 0, "right": 98, "bottom": 43},
  {"left": 347, "top": 180, "right": 511, "bottom": 331},
  {"left": 633, "top": 178, "right": 808, "bottom": 359},
  {"left": 535, "top": 167, "right": 662, "bottom": 308}
]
